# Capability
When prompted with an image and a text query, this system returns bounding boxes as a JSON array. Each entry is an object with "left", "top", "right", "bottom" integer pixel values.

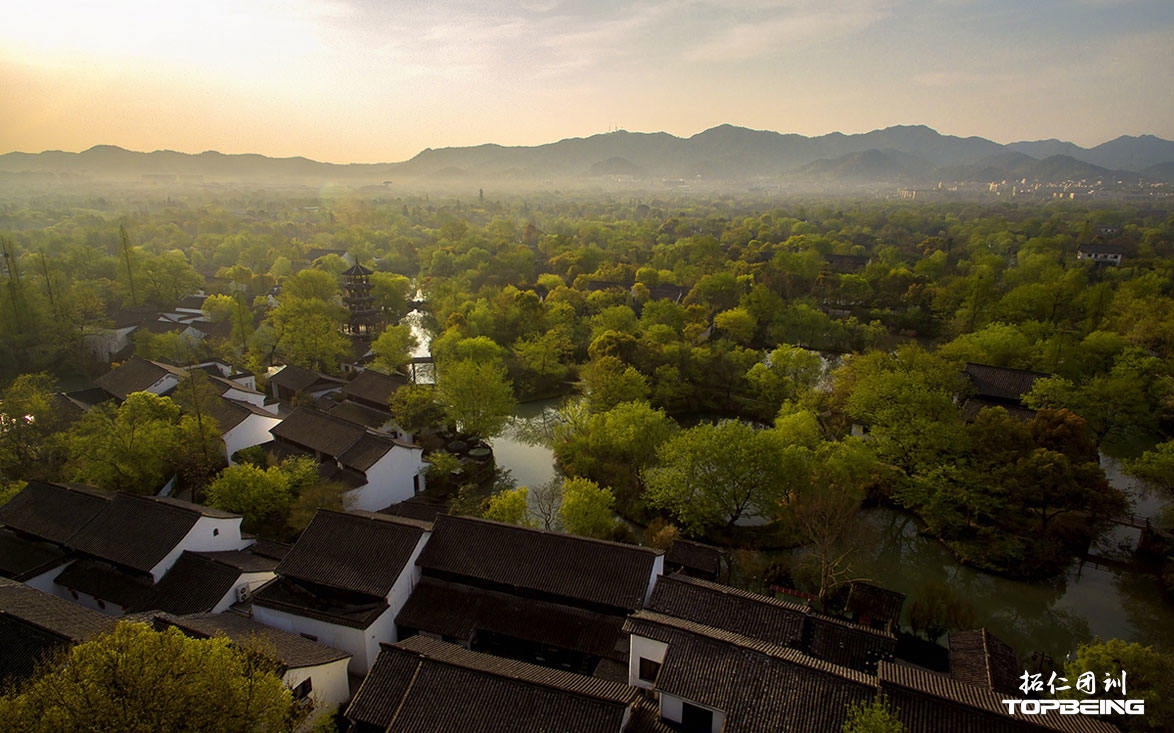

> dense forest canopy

[{"left": 1, "top": 187, "right": 1172, "bottom": 581}]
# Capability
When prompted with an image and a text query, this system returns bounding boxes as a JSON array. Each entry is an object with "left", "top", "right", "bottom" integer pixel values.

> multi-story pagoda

[{"left": 342, "top": 262, "right": 380, "bottom": 338}]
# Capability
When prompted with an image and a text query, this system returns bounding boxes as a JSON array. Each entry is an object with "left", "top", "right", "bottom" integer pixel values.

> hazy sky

[{"left": 3, "top": 0, "right": 1172, "bottom": 163}]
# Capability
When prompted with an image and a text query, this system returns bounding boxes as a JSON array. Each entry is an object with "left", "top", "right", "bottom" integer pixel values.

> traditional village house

[
  {"left": 625, "top": 609, "right": 877, "bottom": 732},
  {"left": 94, "top": 355, "right": 181, "bottom": 401},
  {"left": 51, "top": 494, "right": 251, "bottom": 615},
  {"left": 327, "top": 369, "right": 408, "bottom": 433},
  {"left": 844, "top": 581, "right": 906, "bottom": 634},
  {"left": 663, "top": 538, "right": 726, "bottom": 582},
  {"left": 345, "top": 635, "right": 650, "bottom": 733},
  {"left": 0, "top": 481, "right": 114, "bottom": 592},
  {"left": 628, "top": 574, "right": 1113, "bottom": 733},
  {"left": 1075, "top": 243, "right": 1125, "bottom": 266},
  {"left": 395, "top": 514, "right": 664, "bottom": 677},
  {"left": 206, "top": 396, "right": 283, "bottom": 464},
  {"left": 0, "top": 577, "right": 116, "bottom": 682},
  {"left": 268, "top": 406, "right": 427, "bottom": 512},
  {"left": 962, "top": 362, "right": 1048, "bottom": 422},
  {"left": 947, "top": 628, "right": 1022, "bottom": 696},
  {"left": 250, "top": 509, "right": 431, "bottom": 675},
  {"left": 266, "top": 364, "right": 345, "bottom": 405},
  {"left": 156, "top": 611, "right": 353, "bottom": 724},
  {"left": 127, "top": 544, "right": 283, "bottom": 616},
  {"left": 644, "top": 573, "right": 897, "bottom": 673}
]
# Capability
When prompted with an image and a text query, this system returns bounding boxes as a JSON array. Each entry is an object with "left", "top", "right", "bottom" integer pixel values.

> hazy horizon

[{"left": 3, "top": 1, "right": 1172, "bottom": 164}]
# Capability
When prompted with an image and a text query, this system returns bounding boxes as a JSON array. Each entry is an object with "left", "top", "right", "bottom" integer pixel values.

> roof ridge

[
  {"left": 439, "top": 514, "right": 662, "bottom": 556},
  {"left": 394, "top": 636, "right": 635, "bottom": 704},
  {"left": 628, "top": 609, "right": 874, "bottom": 685},
  {"left": 659, "top": 573, "right": 808, "bottom": 613}
]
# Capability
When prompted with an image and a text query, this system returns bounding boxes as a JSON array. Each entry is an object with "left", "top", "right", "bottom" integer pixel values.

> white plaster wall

[
  {"left": 224, "top": 414, "right": 282, "bottom": 464},
  {"left": 56, "top": 586, "right": 126, "bottom": 618},
  {"left": 149, "top": 517, "right": 250, "bottom": 581},
  {"left": 222, "top": 385, "right": 266, "bottom": 407},
  {"left": 348, "top": 446, "right": 425, "bottom": 512},
  {"left": 284, "top": 658, "right": 351, "bottom": 727},
  {"left": 644, "top": 555, "right": 664, "bottom": 607},
  {"left": 210, "top": 571, "right": 275, "bottom": 614},
  {"left": 252, "top": 605, "right": 377, "bottom": 675},
  {"left": 628, "top": 635, "right": 669, "bottom": 689},
  {"left": 24, "top": 563, "right": 70, "bottom": 594}
]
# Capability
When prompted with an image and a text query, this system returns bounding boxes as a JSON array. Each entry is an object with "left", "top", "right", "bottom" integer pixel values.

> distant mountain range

[{"left": 3, "top": 125, "right": 1173, "bottom": 190}]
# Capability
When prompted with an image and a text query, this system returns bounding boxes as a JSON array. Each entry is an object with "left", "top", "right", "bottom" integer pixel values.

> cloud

[{"left": 685, "top": 0, "right": 895, "bottom": 63}]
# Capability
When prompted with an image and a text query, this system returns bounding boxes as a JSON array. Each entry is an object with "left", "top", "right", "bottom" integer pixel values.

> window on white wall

[{"left": 638, "top": 657, "right": 662, "bottom": 683}]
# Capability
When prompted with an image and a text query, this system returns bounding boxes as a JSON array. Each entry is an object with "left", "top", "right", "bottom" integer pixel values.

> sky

[{"left": 2, "top": 0, "right": 1172, "bottom": 164}]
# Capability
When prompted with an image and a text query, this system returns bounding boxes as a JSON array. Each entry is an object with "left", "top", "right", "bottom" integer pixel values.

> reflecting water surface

[{"left": 491, "top": 403, "right": 1174, "bottom": 657}]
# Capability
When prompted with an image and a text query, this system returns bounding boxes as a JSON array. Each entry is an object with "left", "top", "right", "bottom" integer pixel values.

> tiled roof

[
  {"left": 267, "top": 364, "right": 321, "bottom": 392},
  {"left": 68, "top": 494, "right": 217, "bottom": 573},
  {"left": 0, "top": 577, "right": 115, "bottom": 642},
  {"left": 157, "top": 612, "right": 351, "bottom": 668},
  {"left": 94, "top": 357, "right": 173, "bottom": 399},
  {"left": 949, "top": 628, "right": 1022, "bottom": 695},
  {"left": 268, "top": 365, "right": 343, "bottom": 395},
  {"left": 625, "top": 610, "right": 875, "bottom": 732},
  {"left": 804, "top": 611, "right": 897, "bottom": 672},
  {"left": 647, "top": 574, "right": 895, "bottom": 671},
  {"left": 846, "top": 581, "right": 905, "bottom": 629},
  {"left": 341, "top": 369, "right": 406, "bottom": 408},
  {"left": 327, "top": 400, "right": 392, "bottom": 430},
  {"left": 379, "top": 495, "right": 448, "bottom": 523},
  {"left": 247, "top": 538, "right": 292, "bottom": 561},
  {"left": 647, "top": 574, "right": 807, "bottom": 648},
  {"left": 193, "top": 548, "right": 280, "bottom": 573},
  {"left": 251, "top": 576, "right": 390, "bottom": 629},
  {"left": 52, "top": 558, "right": 156, "bottom": 609},
  {"left": 129, "top": 551, "right": 242, "bottom": 615},
  {"left": 395, "top": 577, "right": 626, "bottom": 661},
  {"left": 417, "top": 515, "right": 660, "bottom": 612},
  {"left": 273, "top": 510, "right": 426, "bottom": 597},
  {"left": 964, "top": 363, "right": 1048, "bottom": 403},
  {"left": 0, "top": 614, "right": 67, "bottom": 681},
  {"left": 878, "top": 662, "right": 1120, "bottom": 733},
  {"left": 204, "top": 396, "right": 276, "bottom": 433},
  {"left": 343, "top": 262, "right": 374, "bottom": 276},
  {"left": 338, "top": 433, "right": 397, "bottom": 472},
  {"left": 270, "top": 406, "right": 367, "bottom": 458},
  {"left": 347, "top": 637, "right": 636, "bottom": 733},
  {"left": 664, "top": 538, "right": 724, "bottom": 578},
  {"left": 0, "top": 481, "right": 113, "bottom": 545},
  {"left": 0, "top": 529, "right": 71, "bottom": 581}
]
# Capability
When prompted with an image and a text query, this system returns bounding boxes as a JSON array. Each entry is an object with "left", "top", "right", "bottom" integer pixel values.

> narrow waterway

[{"left": 490, "top": 407, "right": 1174, "bottom": 658}]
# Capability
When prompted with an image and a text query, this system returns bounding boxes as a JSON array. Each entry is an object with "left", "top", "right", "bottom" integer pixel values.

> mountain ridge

[{"left": 3, "top": 125, "right": 1172, "bottom": 188}]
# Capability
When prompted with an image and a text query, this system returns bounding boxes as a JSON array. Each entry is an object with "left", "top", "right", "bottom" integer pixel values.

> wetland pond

[{"left": 491, "top": 401, "right": 1174, "bottom": 658}]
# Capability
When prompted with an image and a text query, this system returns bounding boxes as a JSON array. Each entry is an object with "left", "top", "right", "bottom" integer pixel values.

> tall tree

[
  {"left": 58, "top": 392, "right": 221, "bottom": 494},
  {"left": 558, "top": 477, "right": 619, "bottom": 539},
  {"left": 643, "top": 421, "right": 788, "bottom": 535},
  {"left": 0, "top": 621, "right": 305, "bottom": 732},
  {"left": 435, "top": 359, "right": 515, "bottom": 438}
]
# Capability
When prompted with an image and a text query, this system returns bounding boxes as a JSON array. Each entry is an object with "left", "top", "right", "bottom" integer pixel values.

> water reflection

[
  {"left": 853, "top": 506, "right": 1172, "bottom": 657},
  {"left": 489, "top": 399, "right": 562, "bottom": 491},
  {"left": 489, "top": 402, "right": 1174, "bottom": 658}
]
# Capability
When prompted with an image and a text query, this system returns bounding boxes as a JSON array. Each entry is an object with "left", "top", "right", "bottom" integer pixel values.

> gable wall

[
  {"left": 149, "top": 517, "right": 250, "bottom": 582},
  {"left": 225, "top": 415, "right": 282, "bottom": 464}
]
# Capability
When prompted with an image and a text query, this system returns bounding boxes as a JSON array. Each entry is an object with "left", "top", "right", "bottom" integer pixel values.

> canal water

[{"left": 491, "top": 404, "right": 1174, "bottom": 658}]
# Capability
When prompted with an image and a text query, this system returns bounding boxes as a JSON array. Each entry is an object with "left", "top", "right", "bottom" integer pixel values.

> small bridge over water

[{"left": 1079, "top": 514, "right": 1158, "bottom": 572}]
